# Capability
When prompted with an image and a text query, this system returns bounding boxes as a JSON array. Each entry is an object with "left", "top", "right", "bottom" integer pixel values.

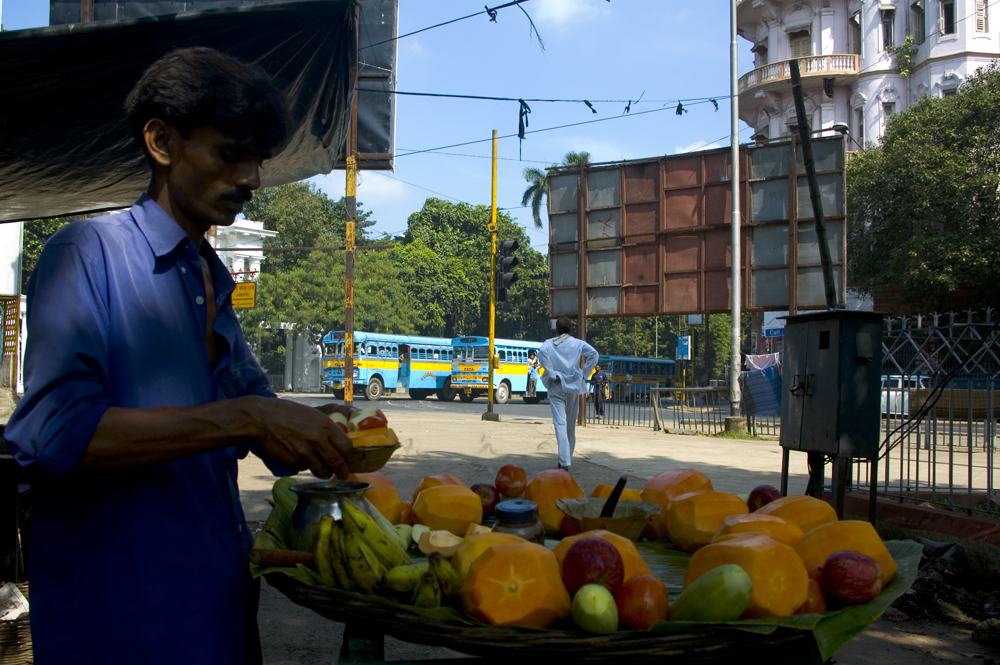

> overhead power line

[{"left": 362, "top": 0, "right": 532, "bottom": 50}]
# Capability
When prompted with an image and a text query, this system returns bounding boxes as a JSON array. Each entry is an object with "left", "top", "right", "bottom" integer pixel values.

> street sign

[
  {"left": 232, "top": 282, "right": 257, "bottom": 309},
  {"left": 677, "top": 335, "right": 692, "bottom": 360}
]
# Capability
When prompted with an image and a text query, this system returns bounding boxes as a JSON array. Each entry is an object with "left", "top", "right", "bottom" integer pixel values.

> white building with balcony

[
  {"left": 208, "top": 218, "right": 277, "bottom": 282},
  {"left": 737, "top": 0, "right": 998, "bottom": 145}
]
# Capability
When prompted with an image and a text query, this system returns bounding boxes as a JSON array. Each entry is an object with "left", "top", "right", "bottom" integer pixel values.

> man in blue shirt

[
  {"left": 4, "top": 48, "right": 353, "bottom": 664},
  {"left": 538, "top": 317, "right": 599, "bottom": 470},
  {"left": 590, "top": 364, "right": 608, "bottom": 420}
]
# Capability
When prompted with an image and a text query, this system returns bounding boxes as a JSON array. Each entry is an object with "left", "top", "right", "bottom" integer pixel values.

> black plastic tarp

[{"left": 0, "top": 0, "right": 358, "bottom": 222}]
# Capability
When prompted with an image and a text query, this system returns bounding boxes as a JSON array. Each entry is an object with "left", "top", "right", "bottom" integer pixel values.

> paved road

[{"left": 282, "top": 392, "right": 552, "bottom": 420}]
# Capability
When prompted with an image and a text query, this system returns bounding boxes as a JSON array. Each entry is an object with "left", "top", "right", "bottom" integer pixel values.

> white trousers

[{"left": 548, "top": 382, "right": 580, "bottom": 468}]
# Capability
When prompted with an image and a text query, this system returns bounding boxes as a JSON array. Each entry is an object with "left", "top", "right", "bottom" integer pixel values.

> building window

[
  {"left": 882, "top": 9, "right": 895, "bottom": 49},
  {"left": 751, "top": 39, "right": 768, "bottom": 67},
  {"left": 976, "top": 0, "right": 988, "bottom": 31},
  {"left": 882, "top": 102, "right": 895, "bottom": 130},
  {"left": 850, "top": 13, "right": 863, "bottom": 55},
  {"left": 942, "top": 88, "right": 958, "bottom": 97},
  {"left": 911, "top": 1, "right": 925, "bottom": 43},
  {"left": 789, "top": 30, "right": 812, "bottom": 58},
  {"left": 856, "top": 108, "right": 865, "bottom": 146},
  {"left": 941, "top": 1, "right": 956, "bottom": 34}
]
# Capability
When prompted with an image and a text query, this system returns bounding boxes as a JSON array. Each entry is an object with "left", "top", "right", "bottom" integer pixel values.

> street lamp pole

[{"left": 728, "top": 0, "right": 744, "bottom": 424}]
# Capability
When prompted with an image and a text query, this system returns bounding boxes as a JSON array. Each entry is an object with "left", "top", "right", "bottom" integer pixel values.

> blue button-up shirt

[{"left": 5, "top": 196, "right": 276, "bottom": 665}]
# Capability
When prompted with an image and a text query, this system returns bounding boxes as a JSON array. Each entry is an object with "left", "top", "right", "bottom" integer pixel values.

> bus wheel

[
  {"left": 365, "top": 376, "right": 384, "bottom": 401},
  {"left": 495, "top": 381, "right": 510, "bottom": 405},
  {"left": 333, "top": 389, "right": 344, "bottom": 400},
  {"left": 437, "top": 382, "right": 456, "bottom": 401},
  {"left": 459, "top": 391, "right": 475, "bottom": 403}
]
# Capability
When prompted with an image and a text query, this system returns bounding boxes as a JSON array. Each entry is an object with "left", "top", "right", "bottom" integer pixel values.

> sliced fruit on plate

[{"left": 346, "top": 426, "right": 399, "bottom": 448}]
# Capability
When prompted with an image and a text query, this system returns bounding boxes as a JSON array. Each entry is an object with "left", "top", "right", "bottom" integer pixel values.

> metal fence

[
  {"left": 584, "top": 381, "right": 658, "bottom": 427},
  {"left": 848, "top": 310, "right": 1000, "bottom": 515}
]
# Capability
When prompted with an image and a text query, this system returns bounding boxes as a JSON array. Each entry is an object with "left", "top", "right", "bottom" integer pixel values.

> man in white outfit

[{"left": 538, "top": 317, "right": 599, "bottom": 470}]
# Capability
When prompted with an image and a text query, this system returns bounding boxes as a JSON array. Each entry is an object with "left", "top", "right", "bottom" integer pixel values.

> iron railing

[{"left": 738, "top": 54, "right": 860, "bottom": 94}]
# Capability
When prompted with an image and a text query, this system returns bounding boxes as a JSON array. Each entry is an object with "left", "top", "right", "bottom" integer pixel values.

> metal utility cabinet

[{"left": 779, "top": 310, "right": 883, "bottom": 520}]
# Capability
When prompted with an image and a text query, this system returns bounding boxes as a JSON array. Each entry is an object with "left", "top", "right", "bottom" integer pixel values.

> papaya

[
  {"left": 412, "top": 473, "right": 467, "bottom": 502},
  {"left": 712, "top": 513, "right": 804, "bottom": 546},
  {"left": 452, "top": 532, "right": 527, "bottom": 580},
  {"left": 640, "top": 469, "right": 713, "bottom": 540},
  {"left": 347, "top": 427, "right": 399, "bottom": 448},
  {"left": 348, "top": 472, "right": 402, "bottom": 524},
  {"left": 552, "top": 529, "right": 652, "bottom": 583},
  {"left": 684, "top": 533, "right": 809, "bottom": 619},
  {"left": 524, "top": 469, "right": 584, "bottom": 534},
  {"left": 666, "top": 491, "right": 748, "bottom": 552},
  {"left": 589, "top": 484, "right": 643, "bottom": 502},
  {"left": 459, "top": 542, "right": 572, "bottom": 628},
  {"left": 793, "top": 520, "right": 897, "bottom": 584},
  {"left": 753, "top": 495, "right": 838, "bottom": 534},
  {"left": 413, "top": 485, "right": 483, "bottom": 536},
  {"left": 669, "top": 564, "right": 752, "bottom": 621}
]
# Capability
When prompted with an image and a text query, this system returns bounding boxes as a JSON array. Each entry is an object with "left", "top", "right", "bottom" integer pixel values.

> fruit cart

[{"left": 251, "top": 481, "right": 923, "bottom": 665}]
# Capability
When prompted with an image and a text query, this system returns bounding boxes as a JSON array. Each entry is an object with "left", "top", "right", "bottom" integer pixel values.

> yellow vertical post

[
  {"left": 483, "top": 131, "right": 499, "bottom": 421},
  {"left": 344, "top": 154, "right": 356, "bottom": 405}
]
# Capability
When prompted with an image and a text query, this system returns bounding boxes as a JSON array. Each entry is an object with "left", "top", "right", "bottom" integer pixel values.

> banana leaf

[{"left": 250, "top": 482, "right": 922, "bottom": 661}]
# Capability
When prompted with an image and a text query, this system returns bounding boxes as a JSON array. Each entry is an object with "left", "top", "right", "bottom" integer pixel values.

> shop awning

[{"left": 0, "top": 0, "right": 358, "bottom": 222}]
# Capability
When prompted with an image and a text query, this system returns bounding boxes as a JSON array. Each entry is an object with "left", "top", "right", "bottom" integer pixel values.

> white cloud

[
  {"left": 673, "top": 139, "right": 726, "bottom": 155},
  {"left": 531, "top": 0, "right": 608, "bottom": 26}
]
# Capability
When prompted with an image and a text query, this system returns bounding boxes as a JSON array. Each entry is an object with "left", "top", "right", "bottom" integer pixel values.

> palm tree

[{"left": 520, "top": 151, "right": 593, "bottom": 229}]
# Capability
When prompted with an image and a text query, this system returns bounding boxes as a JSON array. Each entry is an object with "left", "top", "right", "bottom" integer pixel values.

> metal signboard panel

[{"left": 547, "top": 136, "right": 846, "bottom": 317}]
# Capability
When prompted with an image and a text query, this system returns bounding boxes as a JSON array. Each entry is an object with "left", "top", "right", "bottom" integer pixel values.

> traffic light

[{"left": 495, "top": 240, "right": 520, "bottom": 302}]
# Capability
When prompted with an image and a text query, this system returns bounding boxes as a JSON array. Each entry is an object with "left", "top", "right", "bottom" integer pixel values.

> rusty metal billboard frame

[{"left": 547, "top": 135, "right": 847, "bottom": 318}]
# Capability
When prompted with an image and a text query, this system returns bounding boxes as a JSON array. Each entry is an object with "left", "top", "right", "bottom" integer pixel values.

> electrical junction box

[{"left": 779, "top": 310, "right": 883, "bottom": 459}]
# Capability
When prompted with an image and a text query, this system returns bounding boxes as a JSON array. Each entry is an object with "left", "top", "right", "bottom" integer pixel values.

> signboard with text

[{"left": 231, "top": 282, "right": 257, "bottom": 309}]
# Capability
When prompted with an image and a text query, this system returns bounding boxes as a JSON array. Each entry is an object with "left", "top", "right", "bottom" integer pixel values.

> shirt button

[
  {"left": 196, "top": 296, "right": 205, "bottom": 305},
  {"left": 180, "top": 266, "right": 187, "bottom": 274}
]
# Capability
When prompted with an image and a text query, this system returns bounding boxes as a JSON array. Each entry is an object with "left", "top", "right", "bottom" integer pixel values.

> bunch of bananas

[
  {"left": 383, "top": 552, "right": 463, "bottom": 608},
  {"left": 313, "top": 500, "right": 411, "bottom": 592}
]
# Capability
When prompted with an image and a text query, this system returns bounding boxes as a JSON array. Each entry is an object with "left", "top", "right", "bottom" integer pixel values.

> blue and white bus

[
  {"left": 450, "top": 336, "right": 545, "bottom": 404},
  {"left": 322, "top": 331, "right": 455, "bottom": 401},
  {"left": 597, "top": 355, "right": 676, "bottom": 401}
]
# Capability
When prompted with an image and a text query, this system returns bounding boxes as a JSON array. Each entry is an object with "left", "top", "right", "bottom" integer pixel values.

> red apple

[
  {"left": 329, "top": 412, "right": 349, "bottom": 433},
  {"left": 795, "top": 580, "right": 828, "bottom": 614},
  {"left": 398, "top": 500, "right": 414, "bottom": 526},
  {"left": 616, "top": 574, "right": 670, "bottom": 630},
  {"left": 470, "top": 483, "right": 501, "bottom": 519},
  {"left": 561, "top": 536, "right": 625, "bottom": 596},
  {"left": 821, "top": 550, "right": 884, "bottom": 604},
  {"left": 560, "top": 514, "right": 582, "bottom": 538},
  {"left": 747, "top": 484, "right": 783, "bottom": 512},
  {"left": 348, "top": 407, "right": 387, "bottom": 432},
  {"left": 495, "top": 464, "right": 527, "bottom": 498}
]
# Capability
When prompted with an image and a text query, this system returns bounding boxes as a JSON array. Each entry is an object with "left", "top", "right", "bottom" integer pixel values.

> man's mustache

[{"left": 221, "top": 189, "right": 253, "bottom": 204}]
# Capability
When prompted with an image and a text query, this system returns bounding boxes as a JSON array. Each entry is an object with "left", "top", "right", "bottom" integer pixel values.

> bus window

[{"left": 498, "top": 350, "right": 506, "bottom": 361}]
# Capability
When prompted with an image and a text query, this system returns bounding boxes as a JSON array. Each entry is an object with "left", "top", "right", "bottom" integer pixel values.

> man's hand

[{"left": 239, "top": 396, "right": 352, "bottom": 480}]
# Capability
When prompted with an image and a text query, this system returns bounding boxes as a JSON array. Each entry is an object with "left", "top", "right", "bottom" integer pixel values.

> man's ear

[{"left": 142, "top": 119, "right": 173, "bottom": 168}]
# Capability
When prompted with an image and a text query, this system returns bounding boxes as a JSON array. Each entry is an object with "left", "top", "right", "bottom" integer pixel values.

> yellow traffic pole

[
  {"left": 344, "top": 154, "right": 356, "bottom": 405},
  {"left": 484, "top": 130, "right": 499, "bottom": 422}
]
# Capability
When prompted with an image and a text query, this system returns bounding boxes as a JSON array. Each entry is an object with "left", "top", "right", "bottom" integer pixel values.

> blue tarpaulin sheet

[{"left": 741, "top": 363, "right": 782, "bottom": 416}]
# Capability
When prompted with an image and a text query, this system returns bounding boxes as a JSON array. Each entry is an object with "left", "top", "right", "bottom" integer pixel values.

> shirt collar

[
  {"left": 553, "top": 334, "right": 571, "bottom": 346},
  {"left": 130, "top": 194, "right": 192, "bottom": 259}
]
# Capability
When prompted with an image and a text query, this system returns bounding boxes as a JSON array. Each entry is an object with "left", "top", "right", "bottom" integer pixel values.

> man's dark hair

[
  {"left": 556, "top": 317, "right": 574, "bottom": 335},
  {"left": 125, "top": 47, "right": 288, "bottom": 162}
]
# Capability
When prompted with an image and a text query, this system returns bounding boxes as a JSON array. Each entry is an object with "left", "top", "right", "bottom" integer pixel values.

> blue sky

[{"left": 1, "top": 0, "right": 757, "bottom": 252}]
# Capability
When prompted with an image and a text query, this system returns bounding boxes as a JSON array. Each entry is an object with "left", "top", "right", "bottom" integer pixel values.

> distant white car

[{"left": 881, "top": 375, "right": 930, "bottom": 417}]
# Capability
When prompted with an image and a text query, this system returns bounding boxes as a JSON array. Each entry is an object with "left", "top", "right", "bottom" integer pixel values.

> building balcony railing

[{"left": 738, "top": 54, "right": 860, "bottom": 95}]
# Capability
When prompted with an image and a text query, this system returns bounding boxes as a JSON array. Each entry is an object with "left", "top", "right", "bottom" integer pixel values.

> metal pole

[
  {"left": 344, "top": 67, "right": 359, "bottom": 405},
  {"left": 728, "top": 0, "right": 743, "bottom": 418},
  {"left": 483, "top": 131, "right": 499, "bottom": 422},
  {"left": 790, "top": 60, "right": 838, "bottom": 310}
]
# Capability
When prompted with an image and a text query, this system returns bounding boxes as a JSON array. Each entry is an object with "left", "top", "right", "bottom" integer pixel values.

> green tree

[
  {"left": 20, "top": 216, "right": 73, "bottom": 293},
  {"left": 520, "top": 151, "right": 593, "bottom": 228},
  {"left": 847, "top": 63, "right": 1000, "bottom": 310},
  {"left": 242, "top": 182, "right": 377, "bottom": 275},
  {"left": 402, "top": 198, "right": 550, "bottom": 340}
]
